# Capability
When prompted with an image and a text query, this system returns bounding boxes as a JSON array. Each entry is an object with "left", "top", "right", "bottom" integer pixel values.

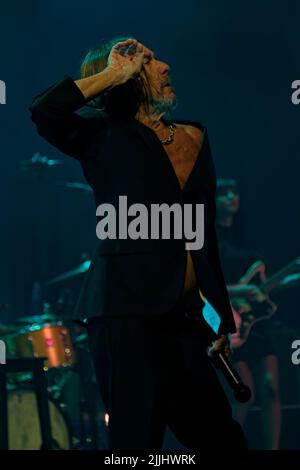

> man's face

[
  {"left": 139, "top": 44, "right": 177, "bottom": 113},
  {"left": 216, "top": 187, "right": 240, "bottom": 216}
]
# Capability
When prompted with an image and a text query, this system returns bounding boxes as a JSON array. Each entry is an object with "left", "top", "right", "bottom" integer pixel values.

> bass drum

[{"left": 8, "top": 389, "right": 71, "bottom": 450}]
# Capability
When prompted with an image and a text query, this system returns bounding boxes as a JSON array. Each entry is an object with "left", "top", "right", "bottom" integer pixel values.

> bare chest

[{"left": 163, "top": 125, "right": 203, "bottom": 189}]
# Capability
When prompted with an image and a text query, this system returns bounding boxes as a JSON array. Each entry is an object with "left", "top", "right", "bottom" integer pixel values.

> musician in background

[{"left": 216, "top": 178, "right": 281, "bottom": 450}]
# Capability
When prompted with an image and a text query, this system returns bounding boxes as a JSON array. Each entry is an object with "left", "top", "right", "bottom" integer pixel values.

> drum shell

[{"left": 5, "top": 323, "right": 75, "bottom": 368}]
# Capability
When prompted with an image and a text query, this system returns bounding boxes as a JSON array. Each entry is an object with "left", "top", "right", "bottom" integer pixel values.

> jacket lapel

[
  {"left": 120, "top": 118, "right": 210, "bottom": 196},
  {"left": 124, "top": 119, "right": 183, "bottom": 196}
]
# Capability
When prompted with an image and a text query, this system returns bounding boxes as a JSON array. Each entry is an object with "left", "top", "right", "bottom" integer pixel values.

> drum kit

[
  {"left": 0, "top": 258, "right": 107, "bottom": 450},
  {"left": 0, "top": 156, "right": 109, "bottom": 449}
]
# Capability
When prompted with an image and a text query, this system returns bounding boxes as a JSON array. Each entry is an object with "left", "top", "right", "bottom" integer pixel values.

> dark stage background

[{"left": 0, "top": 0, "right": 300, "bottom": 450}]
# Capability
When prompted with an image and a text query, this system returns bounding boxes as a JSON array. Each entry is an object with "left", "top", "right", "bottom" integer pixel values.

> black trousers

[{"left": 87, "top": 287, "right": 246, "bottom": 450}]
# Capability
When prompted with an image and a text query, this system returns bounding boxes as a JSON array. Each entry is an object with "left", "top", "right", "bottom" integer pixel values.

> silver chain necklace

[{"left": 159, "top": 123, "right": 176, "bottom": 145}]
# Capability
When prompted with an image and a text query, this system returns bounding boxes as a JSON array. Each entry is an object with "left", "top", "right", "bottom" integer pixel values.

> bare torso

[{"left": 161, "top": 123, "right": 204, "bottom": 292}]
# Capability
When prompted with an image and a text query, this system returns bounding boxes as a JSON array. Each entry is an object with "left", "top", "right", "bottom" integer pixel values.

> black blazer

[{"left": 29, "top": 76, "right": 236, "bottom": 335}]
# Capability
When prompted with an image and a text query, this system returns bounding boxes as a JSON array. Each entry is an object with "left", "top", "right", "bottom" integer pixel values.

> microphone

[
  {"left": 199, "top": 291, "right": 252, "bottom": 402},
  {"left": 213, "top": 352, "right": 252, "bottom": 403}
]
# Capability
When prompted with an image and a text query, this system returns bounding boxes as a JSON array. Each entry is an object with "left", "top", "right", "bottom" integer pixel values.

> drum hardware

[
  {"left": 72, "top": 332, "right": 88, "bottom": 344},
  {"left": 45, "top": 342, "right": 104, "bottom": 449},
  {"left": 15, "top": 313, "right": 58, "bottom": 326},
  {"left": 55, "top": 288, "right": 75, "bottom": 318},
  {"left": 1, "top": 306, "right": 105, "bottom": 449},
  {"left": 20, "top": 152, "right": 62, "bottom": 171},
  {"left": 0, "top": 357, "right": 56, "bottom": 450},
  {"left": 47, "top": 367, "right": 75, "bottom": 401}
]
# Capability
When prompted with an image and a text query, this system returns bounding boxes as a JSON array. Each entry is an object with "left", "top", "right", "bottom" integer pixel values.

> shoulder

[
  {"left": 171, "top": 118, "right": 206, "bottom": 145},
  {"left": 173, "top": 118, "right": 207, "bottom": 145},
  {"left": 172, "top": 118, "right": 205, "bottom": 133}
]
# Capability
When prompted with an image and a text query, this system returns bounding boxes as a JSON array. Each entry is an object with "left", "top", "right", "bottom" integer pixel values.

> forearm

[
  {"left": 29, "top": 75, "right": 107, "bottom": 158},
  {"left": 74, "top": 67, "right": 120, "bottom": 100}
]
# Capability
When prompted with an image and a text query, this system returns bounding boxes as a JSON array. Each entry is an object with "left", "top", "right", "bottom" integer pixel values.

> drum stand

[{"left": 74, "top": 343, "right": 101, "bottom": 449}]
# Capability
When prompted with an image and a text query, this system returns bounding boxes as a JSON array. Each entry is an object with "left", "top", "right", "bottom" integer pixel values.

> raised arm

[{"left": 74, "top": 38, "right": 144, "bottom": 99}]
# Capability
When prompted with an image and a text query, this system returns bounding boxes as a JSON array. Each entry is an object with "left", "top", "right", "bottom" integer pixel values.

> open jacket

[{"left": 29, "top": 76, "right": 236, "bottom": 335}]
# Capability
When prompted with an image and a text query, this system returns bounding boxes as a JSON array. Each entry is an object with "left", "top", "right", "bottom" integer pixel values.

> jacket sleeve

[
  {"left": 29, "top": 76, "right": 102, "bottom": 159},
  {"left": 205, "top": 133, "right": 237, "bottom": 335},
  {"left": 207, "top": 191, "right": 237, "bottom": 335}
]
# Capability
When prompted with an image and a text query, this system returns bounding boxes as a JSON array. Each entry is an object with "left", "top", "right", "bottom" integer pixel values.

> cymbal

[
  {"left": 15, "top": 313, "right": 58, "bottom": 325},
  {"left": 47, "top": 260, "right": 91, "bottom": 285},
  {"left": 56, "top": 181, "right": 93, "bottom": 193}
]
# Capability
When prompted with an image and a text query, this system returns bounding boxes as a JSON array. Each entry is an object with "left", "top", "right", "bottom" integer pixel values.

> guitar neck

[{"left": 260, "top": 260, "right": 300, "bottom": 294}]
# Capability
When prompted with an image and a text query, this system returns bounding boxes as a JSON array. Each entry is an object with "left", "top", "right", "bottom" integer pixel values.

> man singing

[{"left": 30, "top": 37, "right": 246, "bottom": 450}]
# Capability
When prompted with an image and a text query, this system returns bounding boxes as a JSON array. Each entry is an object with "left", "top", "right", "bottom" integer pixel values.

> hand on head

[{"left": 107, "top": 38, "right": 145, "bottom": 85}]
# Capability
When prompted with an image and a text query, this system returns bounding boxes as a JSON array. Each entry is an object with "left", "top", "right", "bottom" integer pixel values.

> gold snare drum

[{"left": 5, "top": 322, "right": 75, "bottom": 369}]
